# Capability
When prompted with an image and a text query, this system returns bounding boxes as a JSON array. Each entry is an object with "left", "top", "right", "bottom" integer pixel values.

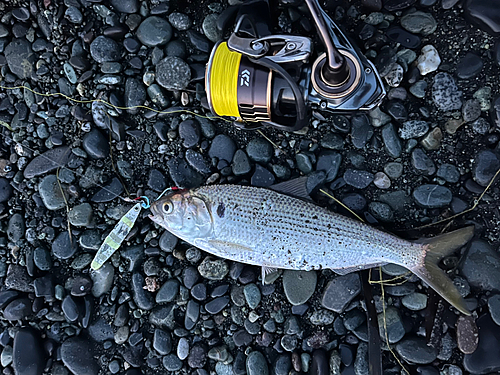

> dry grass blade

[
  {"left": 319, "top": 188, "right": 366, "bottom": 223},
  {"left": 56, "top": 168, "right": 73, "bottom": 245}
]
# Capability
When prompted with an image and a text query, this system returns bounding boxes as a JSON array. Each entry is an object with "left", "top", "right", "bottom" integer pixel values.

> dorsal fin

[{"left": 269, "top": 177, "right": 312, "bottom": 201}]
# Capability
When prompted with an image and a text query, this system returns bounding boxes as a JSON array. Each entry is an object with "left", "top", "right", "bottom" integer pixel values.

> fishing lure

[
  {"left": 91, "top": 198, "right": 149, "bottom": 270},
  {"left": 91, "top": 188, "right": 183, "bottom": 270}
]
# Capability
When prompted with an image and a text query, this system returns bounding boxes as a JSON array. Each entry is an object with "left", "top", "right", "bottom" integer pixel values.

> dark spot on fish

[{"left": 217, "top": 202, "right": 225, "bottom": 218}]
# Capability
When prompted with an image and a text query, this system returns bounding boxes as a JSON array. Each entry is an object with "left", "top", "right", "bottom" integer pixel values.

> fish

[{"left": 149, "top": 178, "right": 474, "bottom": 315}]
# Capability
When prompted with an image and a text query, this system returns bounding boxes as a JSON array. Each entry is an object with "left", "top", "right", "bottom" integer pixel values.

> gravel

[{"left": 0, "top": 1, "right": 498, "bottom": 374}]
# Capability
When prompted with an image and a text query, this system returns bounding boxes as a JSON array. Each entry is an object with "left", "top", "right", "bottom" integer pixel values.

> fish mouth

[{"left": 148, "top": 203, "right": 160, "bottom": 223}]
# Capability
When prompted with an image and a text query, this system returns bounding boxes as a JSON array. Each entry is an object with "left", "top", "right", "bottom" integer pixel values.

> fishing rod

[{"left": 205, "top": 0, "right": 386, "bottom": 132}]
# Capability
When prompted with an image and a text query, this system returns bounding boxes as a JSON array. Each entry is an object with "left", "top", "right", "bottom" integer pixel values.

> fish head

[{"left": 149, "top": 190, "right": 213, "bottom": 239}]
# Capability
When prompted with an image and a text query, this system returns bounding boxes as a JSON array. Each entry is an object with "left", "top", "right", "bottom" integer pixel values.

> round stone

[
  {"left": 90, "top": 36, "right": 121, "bottom": 63},
  {"left": 283, "top": 270, "right": 317, "bottom": 306},
  {"left": 413, "top": 184, "right": 452, "bottom": 208},
  {"left": 137, "top": 16, "right": 172, "bottom": 47},
  {"left": 156, "top": 57, "right": 191, "bottom": 90}
]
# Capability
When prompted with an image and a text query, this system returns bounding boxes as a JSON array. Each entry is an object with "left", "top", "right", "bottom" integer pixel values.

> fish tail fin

[{"left": 410, "top": 226, "right": 474, "bottom": 316}]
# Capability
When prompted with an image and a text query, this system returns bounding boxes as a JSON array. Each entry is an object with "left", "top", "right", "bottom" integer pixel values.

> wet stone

[
  {"left": 90, "top": 263, "right": 114, "bottom": 298},
  {"left": 179, "top": 119, "right": 201, "bottom": 148},
  {"left": 471, "top": 118, "right": 490, "bottom": 135},
  {"left": 83, "top": 129, "right": 110, "bottom": 159},
  {"left": 0, "top": 178, "right": 12, "bottom": 203},
  {"left": 90, "top": 36, "right": 121, "bottom": 63},
  {"left": 188, "top": 344, "right": 207, "bottom": 368},
  {"left": 456, "top": 315, "right": 478, "bottom": 354},
  {"left": 410, "top": 80, "right": 428, "bottom": 98},
  {"left": 61, "top": 337, "right": 99, "bottom": 375},
  {"left": 322, "top": 274, "right": 361, "bottom": 313},
  {"left": 413, "top": 184, "right": 452, "bottom": 208},
  {"left": 209, "top": 134, "right": 237, "bottom": 163},
  {"left": 396, "top": 337, "right": 437, "bottom": 364},
  {"left": 488, "top": 295, "right": 500, "bottom": 325},
  {"left": 473, "top": 150, "right": 500, "bottom": 187},
  {"left": 7, "top": 213, "right": 24, "bottom": 243},
  {"left": 68, "top": 203, "right": 93, "bottom": 227},
  {"left": 283, "top": 270, "right": 317, "bottom": 305},
  {"left": 5, "top": 38, "right": 35, "bottom": 79},
  {"left": 39, "top": 175, "right": 67, "bottom": 211},
  {"left": 460, "top": 240, "right": 500, "bottom": 292},
  {"left": 246, "top": 351, "right": 269, "bottom": 375},
  {"left": 400, "top": 11, "right": 437, "bottom": 35},
  {"left": 462, "top": 99, "right": 482, "bottom": 123},
  {"left": 137, "top": 16, "right": 172, "bottom": 47},
  {"left": 156, "top": 57, "right": 191, "bottom": 90},
  {"left": 13, "top": 328, "right": 45, "bottom": 375},
  {"left": 153, "top": 329, "right": 172, "bottom": 355},
  {"left": 52, "top": 231, "right": 78, "bottom": 260},
  {"left": 167, "top": 157, "right": 203, "bottom": 189},
  {"left": 251, "top": 164, "right": 275, "bottom": 187},
  {"left": 34, "top": 247, "right": 52, "bottom": 271},
  {"left": 198, "top": 257, "right": 229, "bottom": 280},
  {"left": 164, "top": 354, "right": 183, "bottom": 371},
  {"left": 464, "top": 314, "right": 500, "bottom": 373},
  {"left": 62, "top": 295, "right": 79, "bottom": 322},
  {"left": 384, "top": 63, "right": 404, "bottom": 87},
  {"left": 247, "top": 138, "right": 274, "bottom": 163},
  {"left": 232, "top": 150, "right": 252, "bottom": 176},
  {"left": 343, "top": 169, "right": 374, "bottom": 189},
  {"left": 205, "top": 296, "right": 230, "bottom": 314},
  {"left": 350, "top": 115, "right": 373, "bottom": 149},
  {"left": 169, "top": 12, "right": 192, "bottom": 31},
  {"left": 402, "top": 292, "right": 428, "bottom": 310},
  {"left": 369, "top": 201, "right": 394, "bottom": 221},
  {"left": 456, "top": 52, "right": 483, "bottom": 79},
  {"left": 203, "top": 13, "right": 222, "bottom": 42},
  {"left": 399, "top": 120, "right": 429, "bottom": 139},
  {"left": 4, "top": 298, "right": 31, "bottom": 320},
  {"left": 5, "top": 265, "right": 34, "bottom": 293},
  {"left": 110, "top": 0, "right": 139, "bottom": 13},
  {"left": 132, "top": 273, "right": 154, "bottom": 310},
  {"left": 148, "top": 169, "right": 167, "bottom": 192},
  {"left": 24, "top": 147, "right": 70, "bottom": 179},
  {"left": 382, "top": 123, "right": 402, "bottom": 158},
  {"left": 378, "top": 307, "right": 405, "bottom": 343},
  {"left": 157, "top": 279, "right": 179, "bottom": 303},
  {"left": 411, "top": 148, "right": 436, "bottom": 176},
  {"left": 316, "top": 151, "right": 342, "bottom": 182},
  {"left": 417, "top": 45, "right": 440, "bottom": 75},
  {"left": 437, "top": 164, "right": 460, "bottom": 183},
  {"left": 244, "top": 284, "right": 261, "bottom": 309},
  {"left": 432, "top": 72, "right": 463, "bottom": 111},
  {"left": 159, "top": 230, "right": 178, "bottom": 252}
]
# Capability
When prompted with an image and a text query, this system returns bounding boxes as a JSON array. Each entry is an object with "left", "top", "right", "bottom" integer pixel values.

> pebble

[
  {"left": 350, "top": 114, "right": 373, "bottom": 149},
  {"left": 34, "top": 247, "right": 52, "bottom": 271},
  {"left": 396, "top": 337, "right": 437, "bottom": 364},
  {"left": 413, "top": 184, "right": 452, "bottom": 208},
  {"left": 382, "top": 123, "right": 402, "bottom": 158},
  {"left": 5, "top": 38, "right": 35, "bottom": 79},
  {"left": 410, "top": 80, "right": 428, "bottom": 98},
  {"left": 456, "top": 315, "right": 478, "bottom": 354},
  {"left": 203, "top": 13, "right": 222, "bottom": 42},
  {"left": 471, "top": 118, "right": 490, "bottom": 134},
  {"left": 488, "top": 295, "right": 500, "bottom": 325},
  {"left": 402, "top": 292, "right": 428, "bottom": 310},
  {"left": 343, "top": 169, "right": 374, "bottom": 189},
  {"left": 399, "top": 120, "right": 429, "bottom": 139},
  {"left": 156, "top": 279, "right": 180, "bottom": 303},
  {"left": 137, "top": 16, "right": 172, "bottom": 47},
  {"left": 61, "top": 337, "right": 100, "bottom": 375},
  {"left": 411, "top": 148, "right": 436, "bottom": 176},
  {"left": 156, "top": 57, "right": 191, "bottom": 90},
  {"left": 68, "top": 203, "right": 93, "bottom": 227},
  {"left": 378, "top": 306, "right": 405, "bottom": 343},
  {"left": 163, "top": 354, "right": 183, "bottom": 371},
  {"left": 90, "top": 36, "right": 121, "bottom": 63},
  {"left": 232, "top": 150, "right": 252, "bottom": 176},
  {"left": 373, "top": 172, "right": 391, "bottom": 189},
  {"left": 456, "top": 52, "right": 483, "bottom": 79},
  {"left": 62, "top": 295, "right": 79, "bottom": 322},
  {"left": 316, "top": 151, "right": 342, "bottom": 182},
  {"left": 437, "top": 164, "right": 460, "bottom": 183},
  {"left": 148, "top": 169, "right": 167, "bottom": 192},
  {"left": 0, "top": 178, "right": 12, "bottom": 202},
  {"left": 90, "top": 263, "right": 114, "bottom": 298},
  {"left": 153, "top": 329, "right": 172, "bottom": 355},
  {"left": 473, "top": 150, "right": 500, "bottom": 187},
  {"left": 24, "top": 146, "right": 70, "bottom": 179},
  {"left": 321, "top": 274, "right": 361, "bottom": 313},
  {"left": 177, "top": 337, "right": 190, "bottom": 360},
  {"left": 209, "top": 134, "right": 237, "bottom": 163},
  {"left": 125, "top": 78, "right": 146, "bottom": 111},
  {"left": 169, "top": 12, "right": 192, "bottom": 31},
  {"left": 463, "top": 315, "right": 500, "bottom": 374},
  {"left": 401, "top": 11, "right": 437, "bottom": 35},
  {"left": 460, "top": 240, "right": 500, "bottom": 292},
  {"left": 52, "top": 231, "right": 78, "bottom": 259},
  {"left": 132, "top": 273, "right": 154, "bottom": 310},
  {"left": 179, "top": 119, "right": 201, "bottom": 148},
  {"left": 251, "top": 164, "right": 275, "bottom": 187},
  {"left": 4, "top": 298, "right": 31, "bottom": 320},
  {"left": 432, "top": 72, "right": 463, "bottom": 111},
  {"left": 110, "top": 0, "right": 139, "bottom": 13},
  {"left": 205, "top": 296, "right": 230, "bottom": 314},
  {"left": 13, "top": 328, "right": 45, "bottom": 375},
  {"left": 39, "top": 175, "right": 67, "bottom": 210},
  {"left": 384, "top": 63, "right": 404, "bottom": 87},
  {"left": 83, "top": 129, "right": 110, "bottom": 159},
  {"left": 247, "top": 138, "right": 274, "bottom": 163},
  {"left": 246, "top": 351, "right": 269, "bottom": 375},
  {"left": 167, "top": 157, "right": 204, "bottom": 189},
  {"left": 7, "top": 213, "right": 24, "bottom": 243},
  {"left": 416, "top": 45, "right": 441, "bottom": 75},
  {"left": 244, "top": 284, "right": 261, "bottom": 309},
  {"left": 198, "top": 257, "right": 229, "bottom": 280},
  {"left": 5, "top": 265, "right": 34, "bottom": 293},
  {"left": 369, "top": 201, "right": 394, "bottom": 221},
  {"left": 283, "top": 270, "right": 317, "bottom": 305},
  {"left": 464, "top": 0, "right": 500, "bottom": 35}
]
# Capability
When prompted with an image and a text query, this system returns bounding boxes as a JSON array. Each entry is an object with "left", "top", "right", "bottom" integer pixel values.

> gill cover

[{"left": 155, "top": 192, "right": 213, "bottom": 239}]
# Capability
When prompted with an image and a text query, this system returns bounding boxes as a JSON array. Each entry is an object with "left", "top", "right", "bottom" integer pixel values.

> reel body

[{"left": 205, "top": 0, "right": 386, "bottom": 131}]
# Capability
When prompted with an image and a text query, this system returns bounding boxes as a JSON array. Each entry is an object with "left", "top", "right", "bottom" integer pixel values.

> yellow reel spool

[{"left": 206, "top": 42, "right": 242, "bottom": 118}]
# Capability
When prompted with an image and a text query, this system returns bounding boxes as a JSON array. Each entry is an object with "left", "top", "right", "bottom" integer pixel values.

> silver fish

[{"left": 149, "top": 179, "right": 474, "bottom": 315}]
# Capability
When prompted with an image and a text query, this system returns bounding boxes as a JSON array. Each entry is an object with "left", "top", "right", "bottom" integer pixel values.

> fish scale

[{"left": 150, "top": 181, "right": 475, "bottom": 315}]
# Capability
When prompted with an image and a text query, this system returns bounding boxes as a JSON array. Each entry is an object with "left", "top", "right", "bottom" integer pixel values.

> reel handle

[{"left": 305, "top": 0, "right": 350, "bottom": 86}]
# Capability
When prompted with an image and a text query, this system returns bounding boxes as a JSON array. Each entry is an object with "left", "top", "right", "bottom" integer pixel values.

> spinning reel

[{"left": 205, "top": 0, "right": 386, "bottom": 131}]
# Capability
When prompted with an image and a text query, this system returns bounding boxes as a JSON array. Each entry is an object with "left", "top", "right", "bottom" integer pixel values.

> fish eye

[{"left": 162, "top": 201, "right": 174, "bottom": 214}]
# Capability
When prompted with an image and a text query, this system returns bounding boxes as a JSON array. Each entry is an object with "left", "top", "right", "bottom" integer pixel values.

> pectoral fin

[{"left": 195, "top": 238, "right": 254, "bottom": 257}]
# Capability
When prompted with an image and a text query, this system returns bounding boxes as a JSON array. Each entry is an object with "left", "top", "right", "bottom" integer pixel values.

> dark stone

[
  {"left": 90, "top": 36, "right": 121, "bottom": 63},
  {"left": 460, "top": 240, "right": 500, "bottom": 292},
  {"left": 464, "top": 0, "right": 500, "bottom": 36},
  {"left": 321, "top": 274, "right": 361, "bottom": 313},
  {"left": 251, "top": 164, "right": 275, "bottom": 187},
  {"left": 110, "top": 0, "right": 139, "bottom": 13},
  {"left": 396, "top": 337, "right": 437, "bottom": 364},
  {"left": 209, "top": 134, "right": 237, "bottom": 163},
  {"left": 456, "top": 52, "right": 483, "bottom": 79},
  {"left": 13, "top": 328, "right": 45, "bottom": 375},
  {"left": 246, "top": 138, "right": 274, "bottom": 163},
  {"left": 464, "top": 314, "right": 500, "bottom": 373},
  {"left": 3, "top": 298, "right": 31, "bottom": 320},
  {"left": 473, "top": 150, "right": 500, "bottom": 187},
  {"left": 24, "top": 147, "right": 71, "bottom": 178},
  {"left": 179, "top": 119, "right": 201, "bottom": 148},
  {"left": 386, "top": 26, "right": 420, "bottom": 48},
  {"left": 61, "top": 337, "right": 100, "bottom": 375},
  {"left": 52, "top": 231, "right": 78, "bottom": 259},
  {"left": 136, "top": 16, "right": 172, "bottom": 47},
  {"left": 83, "top": 129, "right": 110, "bottom": 159},
  {"left": 62, "top": 295, "right": 79, "bottom": 322},
  {"left": 153, "top": 329, "right": 172, "bottom": 355},
  {"left": 148, "top": 169, "right": 167, "bottom": 192},
  {"left": 91, "top": 177, "right": 124, "bottom": 202},
  {"left": 5, "top": 265, "right": 34, "bottom": 293},
  {"left": 381, "top": 123, "right": 402, "bottom": 158},
  {"left": 5, "top": 39, "right": 35, "bottom": 79},
  {"left": 132, "top": 273, "right": 154, "bottom": 310},
  {"left": 413, "top": 184, "right": 452, "bottom": 208},
  {"left": 88, "top": 318, "right": 114, "bottom": 342},
  {"left": 167, "top": 157, "right": 203, "bottom": 189}
]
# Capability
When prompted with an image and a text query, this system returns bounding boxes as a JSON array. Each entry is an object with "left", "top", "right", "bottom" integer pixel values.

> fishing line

[
  {"left": 0, "top": 84, "right": 232, "bottom": 123},
  {"left": 206, "top": 42, "right": 242, "bottom": 118}
]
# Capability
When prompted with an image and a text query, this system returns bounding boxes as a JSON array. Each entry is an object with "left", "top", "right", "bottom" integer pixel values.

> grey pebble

[
  {"left": 400, "top": 11, "right": 437, "bottom": 35},
  {"left": 246, "top": 351, "right": 269, "bottom": 375},
  {"left": 39, "top": 175, "right": 67, "bottom": 211},
  {"left": 432, "top": 72, "right": 462, "bottom": 111},
  {"left": 137, "top": 16, "right": 172, "bottom": 47},
  {"left": 169, "top": 12, "right": 192, "bottom": 31},
  {"left": 90, "top": 263, "right": 114, "bottom": 298},
  {"left": 437, "top": 164, "right": 460, "bottom": 183},
  {"left": 232, "top": 150, "right": 252, "bottom": 176},
  {"left": 402, "top": 292, "right": 428, "bottom": 310},
  {"left": 90, "top": 36, "right": 121, "bottom": 63},
  {"left": 203, "top": 13, "right": 222, "bottom": 42},
  {"left": 460, "top": 240, "right": 500, "bottom": 292},
  {"left": 321, "top": 273, "right": 361, "bottom": 313},
  {"left": 244, "top": 283, "right": 261, "bottom": 309},
  {"left": 473, "top": 150, "right": 500, "bottom": 187},
  {"left": 156, "top": 279, "right": 179, "bottom": 303},
  {"left": 382, "top": 123, "right": 402, "bottom": 158},
  {"left": 247, "top": 138, "right": 274, "bottom": 163},
  {"left": 61, "top": 337, "right": 99, "bottom": 375},
  {"left": 283, "top": 270, "right": 317, "bottom": 306},
  {"left": 132, "top": 273, "right": 153, "bottom": 310},
  {"left": 5, "top": 39, "right": 35, "bottom": 79},
  {"left": 411, "top": 148, "right": 436, "bottom": 176},
  {"left": 343, "top": 169, "right": 374, "bottom": 189},
  {"left": 413, "top": 184, "right": 452, "bottom": 208},
  {"left": 399, "top": 120, "right": 429, "bottom": 139},
  {"left": 396, "top": 337, "right": 438, "bottom": 364},
  {"left": 488, "top": 294, "right": 500, "bottom": 325},
  {"left": 52, "top": 231, "right": 78, "bottom": 260},
  {"left": 198, "top": 257, "right": 229, "bottom": 280},
  {"left": 156, "top": 57, "right": 191, "bottom": 90},
  {"left": 68, "top": 203, "right": 93, "bottom": 227},
  {"left": 83, "top": 129, "right": 110, "bottom": 159}
]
